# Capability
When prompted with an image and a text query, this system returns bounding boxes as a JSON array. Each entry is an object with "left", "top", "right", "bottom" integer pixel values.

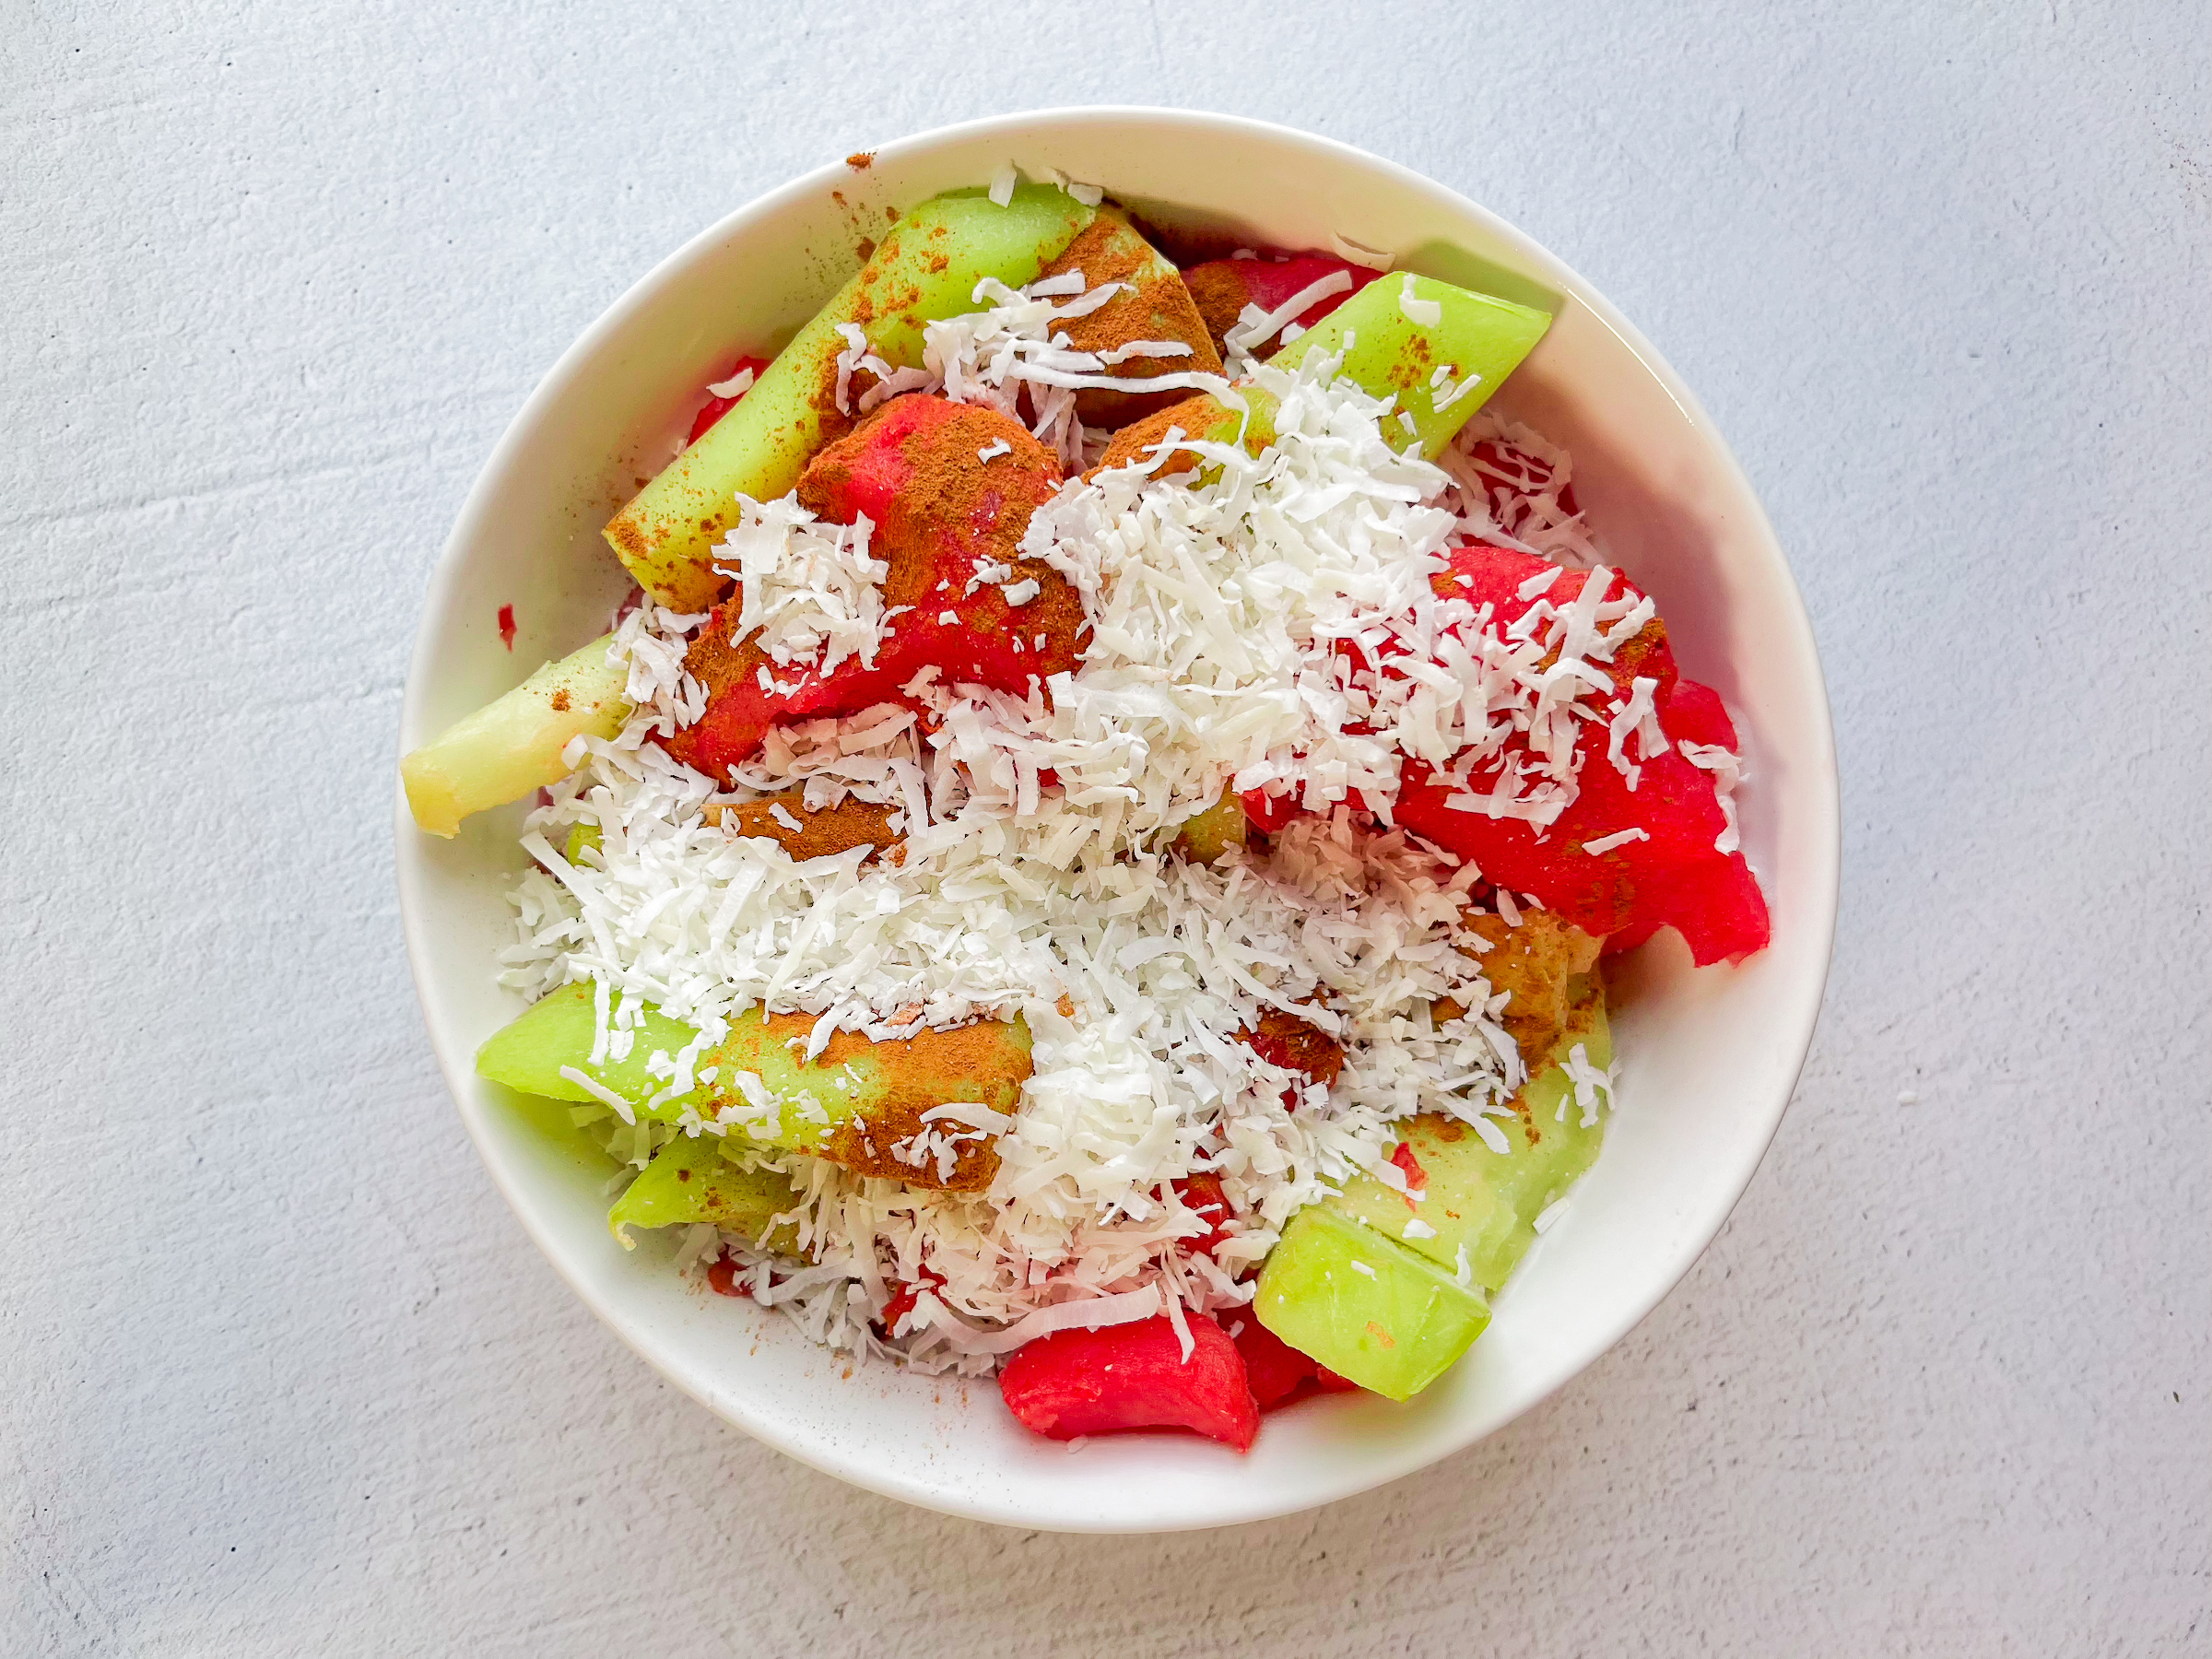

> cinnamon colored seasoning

[
  {"left": 497, "top": 604, "right": 515, "bottom": 650},
  {"left": 845, "top": 150, "right": 875, "bottom": 170}
]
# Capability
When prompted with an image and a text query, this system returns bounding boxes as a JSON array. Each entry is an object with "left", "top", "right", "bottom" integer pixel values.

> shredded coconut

[{"left": 502, "top": 328, "right": 1681, "bottom": 1375}]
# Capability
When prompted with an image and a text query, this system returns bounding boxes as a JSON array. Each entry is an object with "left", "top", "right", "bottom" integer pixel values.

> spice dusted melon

[
  {"left": 997, "top": 1313, "right": 1261, "bottom": 1450},
  {"left": 1274, "top": 274, "right": 1550, "bottom": 460},
  {"left": 606, "top": 1137, "right": 805, "bottom": 1252},
  {"left": 1326, "top": 990, "right": 1613, "bottom": 1297},
  {"left": 1180, "top": 252, "right": 1380, "bottom": 359},
  {"left": 666, "top": 394, "right": 1085, "bottom": 780},
  {"left": 474, "top": 981, "right": 1033, "bottom": 1191},
  {"left": 700, "top": 789, "right": 903, "bottom": 864},
  {"left": 1094, "top": 271, "right": 1552, "bottom": 478},
  {"left": 1030, "top": 205, "right": 1223, "bottom": 429},
  {"left": 606, "top": 186, "right": 1098, "bottom": 613},
  {"left": 401, "top": 634, "right": 631, "bottom": 837}
]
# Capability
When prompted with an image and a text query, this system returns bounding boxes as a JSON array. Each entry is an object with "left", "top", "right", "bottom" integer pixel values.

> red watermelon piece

[
  {"left": 665, "top": 394, "right": 1088, "bottom": 779},
  {"left": 998, "top": 1313, "right": 1260, "bottom": 1451},
  {"left": 687, "top": 355, "right": 771, "bottom": 445},
  {"left": 1181, "top": 253, "right": 1380, "bottom": 355},
  {"left": 1392, "top": 543, "right": 1770, "bottom": 965}
]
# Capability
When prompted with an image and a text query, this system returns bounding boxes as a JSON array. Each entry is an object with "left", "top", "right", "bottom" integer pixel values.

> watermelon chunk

[
  {"left": 1231, "top": 1312, "right": 1321, "bottom": 1409},
  {"left": 1181, "top": 253, "right": 1380, "bottom": 357},
  {"left": 997, "top": 1313, "right": 1260, "bottom": 1451},
  {"left": 1392, "top": 543, "right": 1771, "bottom": 965},
  {"left": 665, "top": 394, "right": 1088, "bottom": 779},
  {"left": 1171, "top": 1172, "right": 1234, "bottom": 1259}
]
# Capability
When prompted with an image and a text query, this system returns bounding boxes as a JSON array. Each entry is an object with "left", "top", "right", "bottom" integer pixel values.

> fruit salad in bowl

[{"left": 396, "top": 110, "right": 1834, "bottom": 1529}]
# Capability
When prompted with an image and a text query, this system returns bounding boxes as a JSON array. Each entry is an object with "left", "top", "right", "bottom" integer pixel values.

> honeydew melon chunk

[
  {"left": 477, "top": 982, "right": 703, "bottom": 1121},
  {"left": 1171, "top": 792, "right": 1248, "bottom": 864},
  {"left": 474, "top": 982, "right": 1031, "bottom": 1189},
  {"left": 1327, "top": 998, "right": 1613, "bottom": 1296},
  {"left": 606, "top": 1136, "right": 803, "bottom": 1252},
  {"left": 400, "top": 633, "right": 630, "bottom": 837},
  {"left": 1253, "top": 1206, "right": 1490, "bottom": 1402},
  {"left": 605, "top": 185, "right": 1098, "bottom": 611},
  {"left": 1270, "top": 272, "right": 1551, "bottom": 459},
  {"left": 563, "top": 820, "right": 603, "bottom": 865}
]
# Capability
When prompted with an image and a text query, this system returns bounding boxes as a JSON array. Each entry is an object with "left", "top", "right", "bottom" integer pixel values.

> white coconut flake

[
  {"left": 1223, "top": 269, "right": 1355, "bottom": 358},
  {"left": 706, "top": 366, "right": 757, "bottom": 399},
  {"left": 988, "top": 161, "right": 1018, "bottom": 206},
  {"left": 1680, "top": 741, "right": 1745, "bottom": 853},
  {"left": 1397, "top": 273, "right": 1443, "bottom": 329},
  {"left": 1330, "top": 232, "right": 1394, "bottom": 270}
]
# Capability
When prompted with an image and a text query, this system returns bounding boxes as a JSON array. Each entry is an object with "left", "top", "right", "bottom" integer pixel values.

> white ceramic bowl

[{"left": 396, "top": 107, "right": 1838, "bottom": 1533}]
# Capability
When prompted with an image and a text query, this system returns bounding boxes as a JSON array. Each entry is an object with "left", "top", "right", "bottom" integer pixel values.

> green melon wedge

[
  {"left": 400, "top": 634, "right": 629, "bottom": 837},
  {"left": 1327, "top": 999, "right": 1612, "bottom": 1296},
  {"left": 1253, "top": 1206, "right": 1490, "bottom": 1402},
  {"left": 1272, "top": 272, "right": 1550, "bottom": 458},
  {"left": 476, "top": 982, "right": 1030, "bottom": 1190},
  {"left": 606, "top": 1136, "right": 804, "bottom": 1252}
]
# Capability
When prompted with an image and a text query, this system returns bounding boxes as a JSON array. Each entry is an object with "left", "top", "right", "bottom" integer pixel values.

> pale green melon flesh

[
  {"left": 1327, "top": 1001, "right": 1613, "bottom": 1296},
  {"left": 606, "top": 1136, "right": 803, "bottom": 1252},
  {"left": 1253, "top": 1206, "right": 1490, "bottom": 1402}
]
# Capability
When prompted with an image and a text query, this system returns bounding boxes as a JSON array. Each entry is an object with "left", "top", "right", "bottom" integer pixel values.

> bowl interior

[{"left": 396, "top": 108, "right": 1837, "bottom": 1532}]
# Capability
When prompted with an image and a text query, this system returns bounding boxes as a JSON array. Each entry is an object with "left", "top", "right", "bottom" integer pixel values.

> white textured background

[{"left": 5, "top": 2, "right": 2206, "bottom": 1653}]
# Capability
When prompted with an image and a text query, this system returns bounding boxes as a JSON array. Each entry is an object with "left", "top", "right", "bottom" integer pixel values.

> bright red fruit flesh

[
  {"left": 998, "top": 1313, "right": 1260, "bottom": 1451},
  {"left": 687, "top": 356, "right": 770, "bottom": 445},
  {"left": 665, "top": 394, "right": 1088, "bottom": 779},
  {"left": 1392, "top": 543, "right": 1771, "bottom": 965},
  {"left": 1181, "top": 253, "right": 1380, "bottom": 353}
]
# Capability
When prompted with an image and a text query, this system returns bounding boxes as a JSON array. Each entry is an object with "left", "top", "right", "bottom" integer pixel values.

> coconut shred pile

[{"left": 499, "top": 274, "right": 1619, "bottom": 1373}]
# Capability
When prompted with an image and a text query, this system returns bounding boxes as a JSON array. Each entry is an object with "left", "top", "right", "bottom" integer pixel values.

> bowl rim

[{"left": 396, "top": 103, "right": 1839, "bottom": 1531}]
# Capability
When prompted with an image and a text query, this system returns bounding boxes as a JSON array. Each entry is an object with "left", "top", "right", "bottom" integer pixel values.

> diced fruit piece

[
  {"left": 1171, "top": 793, "right": 1247, "bottom": 864},
  {"left": 687, "top": 355, "right": 770, "bottom": 446},
  {"left": 1253, "top": 1206, "right": 1490, "bottom": 1402},
  {"left": 997, "top": 1313, "right": 1259, "bottom": 1451},
  {"left": 1171, "top": 1172, "right": 1233, "bottom": 1258},
  {"left": 1273, "top": 274, "right": 1551, "bottom": 459},
  {"left": 1328, "top": 992, "right": 1612, "bottom": 1295},
  {"left": 1181, "top": 253, "right": 1380, "bottom": 358},
  {"left": 1093, "top": 384, "right": 1280, "bottom": 478},
  {"left": 1459, "top": 433, "right": 1580, "bottom": 525},
  {"left": 474, "top": 982, "right": 1032, "bottom": 1190},
  {"left": 1232, "top": 1312, "right": 1325, "bottom": 1409},
  {"left": 1458, "top": 908, "right": 1601, "bottom": 1065},
  {"left": 1096, "top": 273, "right": 1544, "bottom": 479},
  {"left": 605, "top": 186, "right": 1097, "bottom": 612},
  {"left": 1393, "top": 543, "right": 1770, "bottom": 964},
  {"left": 667, "top": 394, "right": 1084, "bottom": 778},
  {"left": 1237, "top": 783, "right": 1306, "bottom": 834},
  {"left": 606, "top": 1136, "right": 803, "bottom": 1252},
  {"left": 875, "top": 1260, "right": 946, "bottom": 1337},
  {"left": 1239, "top": 1007, "right": 1345, "bottom": 1093},
  {"left": 563, "top": 820, "right": 603, "bottom": 865},
  {"left": 1033, "top": 205, "right": 1223, "bottom": 428},
  {"left": 701, "top": 789, "right": 901, "bottom": 863},
  {"left": 401, "top": 633, "right": 630, "bottom": 837}
]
